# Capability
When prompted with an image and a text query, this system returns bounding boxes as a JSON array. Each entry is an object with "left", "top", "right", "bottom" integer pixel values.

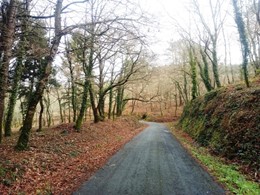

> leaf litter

[{"left": 0, "top": 117, "right": 145, "bottom": 194}]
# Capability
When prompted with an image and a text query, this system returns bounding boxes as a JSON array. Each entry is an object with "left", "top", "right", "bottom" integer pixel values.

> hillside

[{"left": 179, "top": 80, "right": 260, "bottom": 181}]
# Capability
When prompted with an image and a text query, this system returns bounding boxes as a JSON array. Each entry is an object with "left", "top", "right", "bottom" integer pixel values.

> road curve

[{"left": 74, "top": 122, "right": 225, "bottom": 195}]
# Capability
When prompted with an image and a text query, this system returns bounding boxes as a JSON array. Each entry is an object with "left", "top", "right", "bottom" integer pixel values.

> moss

[
  {"left": 204, "top": 90, "right": 218, "bottom": 102},
  {"left": 190, "top": 117, "right": 205, "bottom": 138},
  {"left": 179, "top": 81, "right": 260, "bottom": 174},
  {"left": 209, "top": 130, "right": 225, "bottom": 153}
]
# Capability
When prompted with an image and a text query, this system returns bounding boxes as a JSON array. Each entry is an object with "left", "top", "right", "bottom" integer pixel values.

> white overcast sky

[{"left": 140, "top": 0, "right": 190, "bottom": 64}]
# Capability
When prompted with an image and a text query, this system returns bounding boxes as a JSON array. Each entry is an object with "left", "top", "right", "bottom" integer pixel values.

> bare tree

[
  {"left": 64, "top": 0, "right": 147, "bottom": 129},
  {"left": 191, "top": 0, "right": 227, "bottom": 88}
]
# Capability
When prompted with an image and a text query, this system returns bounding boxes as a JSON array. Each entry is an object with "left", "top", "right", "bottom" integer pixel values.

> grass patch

[{"left": 168, "top": 123, "right": 260, "bottom": 195}]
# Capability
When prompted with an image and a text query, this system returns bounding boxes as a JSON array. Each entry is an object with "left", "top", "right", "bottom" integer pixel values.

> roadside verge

[{"left": 168, "top": 122, "right": 260, "bottom": 195}]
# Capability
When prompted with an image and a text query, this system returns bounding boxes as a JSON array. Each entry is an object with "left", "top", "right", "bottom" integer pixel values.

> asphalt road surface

[{"left": 74, "top": 122, "right": 225, "bottom": 195}]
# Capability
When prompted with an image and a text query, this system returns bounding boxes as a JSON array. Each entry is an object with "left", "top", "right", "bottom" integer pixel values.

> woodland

[{"left": 0, "top": 0, "right": 259, "bottom": 194}]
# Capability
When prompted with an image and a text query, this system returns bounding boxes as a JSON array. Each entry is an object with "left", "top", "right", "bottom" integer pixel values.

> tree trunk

[
  {"left": 174, "top": 81, "right": 186, "bottom": 104},
  {"left": 97, "top": 53, "right": 105, "bottom": 121},
  {"left": 89, "top": 83, "right": 100, "bottom": 123},
  {"left": 56, "top": 88, "right": 63, "bottom": 123},
  {"left": 174, "top": 94, "right": 178, "bottom": 117},
  {"left": 75, "top": 79, "right": 89, "bottom": 130},
  {"left": 131, "top": 100, "right": 136, "bottom": 114},
  {"left": 0, "top": 0, "right": 17, "bottom": 142},
  {"left": 116, "top": 86, "right": 124, "bottom": 117},
  {"left": 232, "top": 0, "right": 250, "bottom": 87},
  {"left": 4, "top": 60, "right": 23, "bottom": 136},
  {"left": 37, "top": 97, "right": 44, "bottom": 132},
  {"left": 75, "top": 25, "right": 95, "bottom": 129},
  {"left": 66, "top": 46, "right": 77, "bottom": 122},
  {"left": 4, "top": 0, "right": 29, "bottom": 136},
  {"left": 212, "top": 41, "right": 221, "bottom": 88},
  {"left": 183, "top": 69, "right": 189, "bottom": 102},
  {"left": 108, "top": 64, "right": 115, "bottom": 119},
  {"left": 97, "top": 95, "right": 105, "bottom": 121},
  {"left": 198, "top": 49, "right": 213, "bottom": 92},
  {"left": 202, "top": 51, "right": 213, "bottom": 90},
  {"left": 189, "top": 49, "right": 198, "bottom": 100},
  {"left": 108, "top": 88, "right": 113, "bottom": 119},
  {"left": 15, "top": 0, "right": 63, "bottom": 150},
  {"left": 67, "top": 88, "right": 71, "bottom": 123},
  {"left": 44, "top": 92, "right": 51, "bottom": 127},
  {"left": 112, "top": 99, "right": 117, "bottom": 120}
]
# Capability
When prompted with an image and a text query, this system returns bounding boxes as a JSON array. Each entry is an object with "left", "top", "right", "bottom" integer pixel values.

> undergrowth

[{"left": 178, "top": 82, "right": 260, "bottom": 179}]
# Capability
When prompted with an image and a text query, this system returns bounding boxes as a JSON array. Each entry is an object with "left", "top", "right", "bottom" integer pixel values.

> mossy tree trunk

[
  {"left": 89, "top": 82, "right": 100, "bottom": 123},
  {"left": 189, "top": 48, "right": 198, "bottom": 100},
  {"left": 15, "top": 0, "right": 63, "bottom": 150},
  {"left": 193, "top": 0, "right": 222, "bottom": 88},
  {"left": 204, "top": 39, "right": 221, "bottom": 88},
  {"left": 0, "top": 0, "right": 17, "bottom": 142},
  {"left": 5, "top": 59, "right": 23, "bottom": 136},
  {"left": 212, "top": 41, "right": 221, "bottom": 88},
  {"left": 108, "top": 64, "right": 115, "bottom": 119},
  {"left": 75, "top": 79, "right": 90, "bottom": 130},
  {"left": 4, "top": 0, "right": 29, "bottom": 137},
  {"left": 183, "top": 67, "right": 189, "bottom": 102},
  {"left": 97, "top": 95, "right": 105, "bottom": 121},
  {"left": 197, "top": 48, "right": 213, "bottom": 92},
  {"left": 75, "top": 28, "right": 95, "bottom": 129},
  {"left": 108, "top": 88, "right": 113, "bottom": 119},
  {"left": 67, "top": 87, "right": 71, "bottom": 123},
  {"left": 116, "top": 85, "right": 124, "bottom": 117},
  {"left": 232, "top": 0, "right": 250, "bottom": 87},
  {"left": 97, "top": 54, "right": 105, "bottom": 121}
]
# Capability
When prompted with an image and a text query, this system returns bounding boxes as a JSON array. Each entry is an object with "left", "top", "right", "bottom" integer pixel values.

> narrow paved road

[{"left": 74, "top": 122, "right": 225, "bottom": 195}]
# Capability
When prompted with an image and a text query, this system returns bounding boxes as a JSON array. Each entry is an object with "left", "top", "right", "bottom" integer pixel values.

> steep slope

[{"left": 179, "top": 81, "right": 260, "bottom": 179}]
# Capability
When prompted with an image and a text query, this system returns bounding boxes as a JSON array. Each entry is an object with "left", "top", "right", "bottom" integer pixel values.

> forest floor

[{"left": 0, "top": 117, "right": 146, "bottom": 194}]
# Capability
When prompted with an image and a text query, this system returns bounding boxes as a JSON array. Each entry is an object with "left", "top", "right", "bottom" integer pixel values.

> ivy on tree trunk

[
  {"left": 0, "top": 0, "right": 17, "bottom": 142},
  {"left": 189, "top": 48, "right": 198, "bottom": 100},
  {"left": 232, "top": 0, "right": 250, "bottom": 87}
]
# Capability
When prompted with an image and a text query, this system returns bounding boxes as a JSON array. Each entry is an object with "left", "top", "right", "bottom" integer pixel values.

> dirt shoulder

[{"left": 0, "top": 117, "right": 145, "bottom": 194}]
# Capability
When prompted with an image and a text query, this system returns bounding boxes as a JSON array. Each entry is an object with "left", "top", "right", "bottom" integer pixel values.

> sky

[{"left": 140, "top": 0, "right": 189, "bottom": 64}]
